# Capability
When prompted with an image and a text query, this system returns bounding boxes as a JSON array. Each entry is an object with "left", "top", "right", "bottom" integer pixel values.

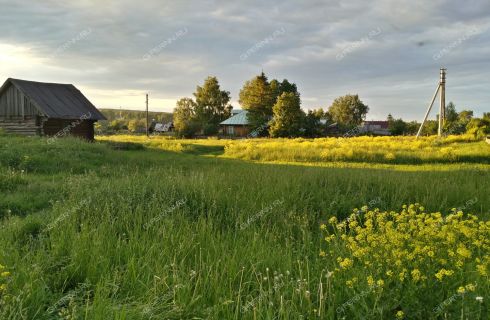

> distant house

[
  {"left": 0, "top": 78, "right": 106, "bottom": 140},
  {"left": 154, "top": 122, "right": 174, "bottom": 133},
  {"left": 220, "top": 110, "right": 251, "bottom": 137},
  {"left": 358, "top": 121, "right": 391, "bottom": 136}
]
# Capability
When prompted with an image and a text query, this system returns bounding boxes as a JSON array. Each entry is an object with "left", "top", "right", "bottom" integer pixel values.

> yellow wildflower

[
  {"left": 367, "top": 275, "right": 374, "bottom": 287},
  {"left": 456, "top": 245, "right": 472, "bottom": 259},
  {"left": 477, "top": 264, "right": 487, "bottom": 276},
  {"left": 465, "top": 283, "right": 476, "bottom": 292},
  {"left": 411, "top": 269, "right": 421, "bottom": 282},
  {"left": 339, "top": 258, "right": 353, "bottom": 269},
  {"left": 435, "top": 269, "right": 454, "bottom": 281},
  {"left": 328, "top": 217, "right": 338, "bottom": 225}
]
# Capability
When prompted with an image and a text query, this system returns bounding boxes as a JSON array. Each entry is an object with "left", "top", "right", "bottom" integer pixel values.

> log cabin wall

[{"left": 42, "top": 119, "right": 95, "bottom": 140}]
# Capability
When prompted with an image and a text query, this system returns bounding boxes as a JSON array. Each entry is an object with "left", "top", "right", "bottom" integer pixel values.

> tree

[
  {"left": 109, "top": 120, "right": 123, "bottom": 132},
  {"left": 303, "top": 108, "right": 326, "bottom": 137},
  {"left": 387, "top": 114, "right": 408, "bottom": 135},
  {"left": 269, "top": 92, "right": 304, "bottom": 138},
  {"left": 239, "top": 72, "right": 275, "bottom": 130},
  {"left": 458, "top": 110, "right": 473, "bottom": 122},
  {"left": 421, "top": 120, "right": 438, "bottom": 136},
  {"left": 271, "top": 79, "right": 299, "bottom": 102},
  {"left": 328, "top": 94, "right": 369, "bottom": 128},
  {"left": 466, "top": 118, "right": 490, "bottom": 139},
  {"left": 173, "top": 98, "right": 199, "bottom": 137},
  {"left": 94, "top": 121, "right": 108, "bottom": 135},
  {"left": 193, "top": 76, "right": 232, "bottom": 135},
  {"left": 388, "top": 119, "right": 408, "bottom": 135},
  {"left": 406, "top": 121, "right": 420, "bottom": 135},
  {"left": 445, "top": 102, "right": 458, "bottom": 123},
  {"left": 128, "top": 119, "right": 145, "bottom": 133},
  {"left": 387, "top": 114, "right": 394, "bottom": 123},
  {"left": 483, "top": 112, "right": 490, "bottom": 121}
]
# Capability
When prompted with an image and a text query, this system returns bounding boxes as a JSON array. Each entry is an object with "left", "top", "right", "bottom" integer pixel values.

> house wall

[
  {"left": 43, "top": 119, "right": 95, "bottom": 140},
  {"left": 222, "top": 125, "right": 251, "bottom": 137},
  {"left": 0, "top": 84, "right": 41, "bottom": 119}
]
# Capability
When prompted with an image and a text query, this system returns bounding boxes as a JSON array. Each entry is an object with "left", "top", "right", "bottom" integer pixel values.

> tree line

[
  {"left": 95, "top": 109, "right": 172, "bottom": 134},
  {"left": 174, "top": 72, "right": 370, "bottom": 138}
]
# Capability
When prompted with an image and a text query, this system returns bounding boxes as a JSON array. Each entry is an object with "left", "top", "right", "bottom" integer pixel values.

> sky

[{"left": 0, "top": 0, "right": 489, "bottom": 120}]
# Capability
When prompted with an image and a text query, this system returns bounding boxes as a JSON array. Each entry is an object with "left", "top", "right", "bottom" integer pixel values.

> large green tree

[
  {"left": 193, "top": 76, "right": 232, "bottom": 135},
  {"left": 173, "top": 98, "right": 199, "bottom": 137},
  {"left": 239, "top": 72, "right": 275, "bottom": 130},
  {"left": 239, "top": 73, "right": 301, "bottom": 133},
  {"left": 328, "top": 94, "right": 369, "bottom": 128},
  {"left": 270, "top": 79, "right": 298, "bottom": 102},
  {"left": 269, "top": 92, "right": 304, "bottom": 138}
]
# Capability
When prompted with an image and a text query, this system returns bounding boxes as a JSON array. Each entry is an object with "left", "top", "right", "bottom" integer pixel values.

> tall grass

[{"left": 0, "top": 135, "right": 488, "bottom": 319}]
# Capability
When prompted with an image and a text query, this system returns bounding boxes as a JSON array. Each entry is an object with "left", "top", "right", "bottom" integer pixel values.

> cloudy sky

[{"left": 0, "top": 0, "right": 489, "bottom": 120}]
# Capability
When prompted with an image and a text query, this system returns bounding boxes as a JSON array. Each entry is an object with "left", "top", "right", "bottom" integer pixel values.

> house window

[{"left": 227, "top": 126, "right": 234, "bottom": 135}]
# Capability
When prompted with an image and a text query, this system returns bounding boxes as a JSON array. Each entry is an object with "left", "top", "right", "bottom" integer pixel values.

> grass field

[{"left": 0, "top": 133, "right": 489, "bottom": 319}]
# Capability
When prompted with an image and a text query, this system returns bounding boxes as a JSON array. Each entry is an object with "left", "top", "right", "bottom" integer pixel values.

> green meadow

[{"left": 0, "top": 134, "right": 489, "bottom": 319}]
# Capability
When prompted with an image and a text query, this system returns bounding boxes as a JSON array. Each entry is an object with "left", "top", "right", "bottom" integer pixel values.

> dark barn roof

[{"left": 0, "top": 78, "right": 106, "bottom": 120}]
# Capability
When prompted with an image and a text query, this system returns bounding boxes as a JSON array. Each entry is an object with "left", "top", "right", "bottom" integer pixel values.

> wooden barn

[{"left": 0, "top": 78, "right": 106, "bottom": 140}]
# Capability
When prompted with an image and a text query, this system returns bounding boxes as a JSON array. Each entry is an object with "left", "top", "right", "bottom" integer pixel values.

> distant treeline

[{"left": 97, "top": 108, "right": 173, "bottom": 134}]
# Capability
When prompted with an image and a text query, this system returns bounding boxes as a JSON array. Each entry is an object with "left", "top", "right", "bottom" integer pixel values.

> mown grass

[{"left": 0, "top": 134, "right": 488, "bottom": 319}]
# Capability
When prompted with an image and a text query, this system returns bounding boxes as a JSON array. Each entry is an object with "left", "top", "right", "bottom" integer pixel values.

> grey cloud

[{"left": 0, "top": 0, "right": 488, "bottom": 117}]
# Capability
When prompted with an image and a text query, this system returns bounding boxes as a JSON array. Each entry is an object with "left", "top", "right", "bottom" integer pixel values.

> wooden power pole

[
  {"left": 416, "top": 68, "right": 446, "bottom": 138},
  {"left": 146, "top": 93, "right": 149, "bottom": 137}
]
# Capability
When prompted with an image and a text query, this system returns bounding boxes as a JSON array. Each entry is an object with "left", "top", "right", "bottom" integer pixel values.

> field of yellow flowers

[{"left": 223, "top": 134, "right": 490, "bottom": 165}]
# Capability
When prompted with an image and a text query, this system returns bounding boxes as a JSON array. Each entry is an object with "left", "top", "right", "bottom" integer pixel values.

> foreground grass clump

[
  {"left": 223, "top": 135, "right": 490, "bottom": 164},
  {"left": 322, "top": 204, "right": 489, "bottom": 319}
]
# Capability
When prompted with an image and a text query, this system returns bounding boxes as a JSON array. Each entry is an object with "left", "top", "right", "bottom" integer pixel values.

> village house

[
  {"left": 0, "top": 78, "right": 106, "bottom": 140},
  {"left": 153, "top": 121, "right": 174, "bottom": 133},
  {"left": 358, "top": 120, "right": 391, "bottom": 136},
  {"left": 220, "top": 110, "right": 252, "bottom": 137}
]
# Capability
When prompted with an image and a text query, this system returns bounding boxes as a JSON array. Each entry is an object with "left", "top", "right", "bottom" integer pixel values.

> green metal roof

[{"left": 220, "top": 110, "right": 249, "bottom": 125}]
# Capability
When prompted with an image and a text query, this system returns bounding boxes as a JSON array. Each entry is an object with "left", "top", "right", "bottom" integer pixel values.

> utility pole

[
  {"left": 438, "top": 68, "right": 446, "bottom": 137},
  {"left": 416, "top": 68, "right": 446, "bottom": 138},
  {"left": 146, "top": 93, "right": 149, "bottom": 137}
]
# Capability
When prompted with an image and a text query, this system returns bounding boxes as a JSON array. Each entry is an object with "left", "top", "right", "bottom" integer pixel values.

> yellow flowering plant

[
  {"left": 0, "top": 263, "right": 10, "bottom": 300},
  {"left": 321, "top": 204, "right": 489, "bottom": 318}
]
